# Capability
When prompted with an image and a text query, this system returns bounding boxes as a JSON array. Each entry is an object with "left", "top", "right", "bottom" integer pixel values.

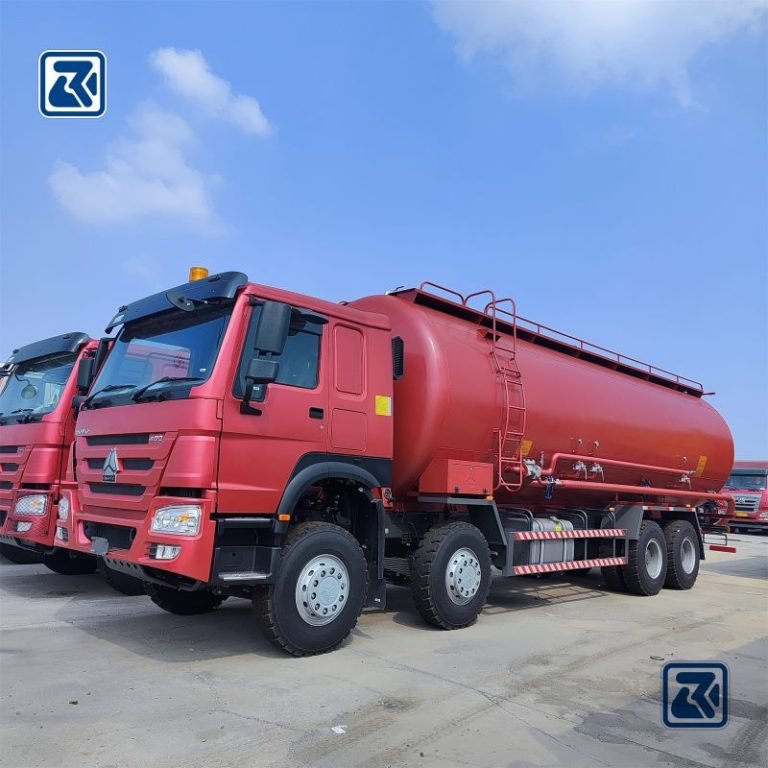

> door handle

[{"left": 309, "top": 407, "right": 324, "bottom": 420}]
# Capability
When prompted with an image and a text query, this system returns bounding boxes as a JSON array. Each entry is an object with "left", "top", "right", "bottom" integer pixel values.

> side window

[{"left": 235, "top": 304, "right": 323, "bottom": 399}]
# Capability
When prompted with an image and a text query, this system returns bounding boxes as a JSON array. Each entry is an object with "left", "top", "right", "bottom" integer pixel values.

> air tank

[{"left": 351, "top": 287, "right": 733, "bottom": 507}]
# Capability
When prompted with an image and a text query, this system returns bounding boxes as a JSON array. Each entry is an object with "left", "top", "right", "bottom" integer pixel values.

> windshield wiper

[
  {"left": 83, "top": 383, "right": 137, "bottom": 409},
  {"left": 131, "top": 376, "right": 205, "bottom": 402},
  {"left": 0, "top": 408, "right": 41, "bottom": 425}
]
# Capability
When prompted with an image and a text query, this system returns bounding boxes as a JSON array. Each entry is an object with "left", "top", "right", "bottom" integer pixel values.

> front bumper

[
  {"left": 69, "top": 492, "right": 219, "bottom": 583},
  {"left": 0, "top": 492, "right": 57, "bottom": 548}
]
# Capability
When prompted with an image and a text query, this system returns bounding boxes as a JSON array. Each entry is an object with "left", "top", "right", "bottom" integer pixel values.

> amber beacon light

[{"left": 188, "top": 266, "right": 209, "bottom": 281}]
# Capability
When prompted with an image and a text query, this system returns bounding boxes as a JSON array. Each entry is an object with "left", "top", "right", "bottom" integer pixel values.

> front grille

[
  {"left": 734, "top": 496, "right": 760, "bottom": 512},
  {"left": 87, "top": 457, "right": 154, "bottom": 471},
  {"left": 1, "top": 463, "right": 19, "bottom": 472},
  {"left": 0, "top": 481, "right": 11, "bottom": 490},
  {"left": 83, "top": 521, "right": 136, "bottom": 550},
  {"left": 89, "top": 482, "right": 144, "bottom": 496},
  {"left": 87, "top": 434, "right": 149, "bottom": 446}
]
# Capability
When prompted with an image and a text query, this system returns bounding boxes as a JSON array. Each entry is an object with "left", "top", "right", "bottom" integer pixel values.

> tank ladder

[{"left": 464, "top": 291, "right": 528, "bottom": 491}]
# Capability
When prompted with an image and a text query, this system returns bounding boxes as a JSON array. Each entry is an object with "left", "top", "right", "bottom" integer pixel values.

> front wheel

[
  {"left": 97, "top": 560, "right": 146, "bottom": 596},
  {"left": 0, "top": 543, "right": 41, "bottom": 564},
  {"left": 663, "top": 520, "right": 700, "bottom": 590},
  {"left": 42, "top": 550, "right": 98, "bottom": 575},
  {"left": 410, "top": 522, "right": 492, "bottom": 630},
  {"left": 255, "top": 522, "right": 368, "bottom": 656},
  {"left": 621, "top": 520, "right": 667, "bottom": 596},
  {"left": 145, "top": 583, "right": 225, "bottom": 615}
]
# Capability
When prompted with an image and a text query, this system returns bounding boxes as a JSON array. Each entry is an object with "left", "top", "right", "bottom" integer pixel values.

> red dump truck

[
  {"left": 0, "top": 332, "right": 142, "bottom": 594},
  {"left": 65, "top": 273, "right": 734, "bottom": 655}
]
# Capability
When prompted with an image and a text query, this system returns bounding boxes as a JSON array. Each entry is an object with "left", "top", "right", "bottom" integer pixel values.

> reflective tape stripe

[
  {"left": 513, "top": 556, "right": 627, "bottom": 575},
  {"left": 513, "top": 528, "right": 626, "bottom": 541}
]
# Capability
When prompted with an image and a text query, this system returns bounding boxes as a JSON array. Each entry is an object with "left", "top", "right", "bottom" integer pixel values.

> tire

[
  {"left": 42, "top": 550, "right": 98, "bottom": 575},
  {"left": 663, "top": 520, "right": 700, "bottom": 590},
  {"left": 97, "top": 560, "right": 146, "bottom": 596},
  {"left": 600, "top": 541, "right": 627, "bottom": 591},
  {"left": 255, "top": 522, "right": 368, "bottom": 656},
  {"left": 145, "top": 583, "right": 225, "bottom": 615},
  {"left": 620, "top": 520, "right": 667, "bottom": 596},
  {"left": 411, "top": 521, "right": 492, "bottom": 630},
  {"left": 0, "top": 543, "right": 41, "bottom": 564}
]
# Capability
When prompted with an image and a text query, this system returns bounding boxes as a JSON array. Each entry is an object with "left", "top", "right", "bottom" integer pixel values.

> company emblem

[
  {"left": 662, "top": 662, "right": 728, "bottom": 728},
  {"left": 75, "top": 427, "right": 91, "bottom": 436},
  {"left": 39, "top": 50, "right": 106, "bottom": 118},
  {"left": 102, "top": 448, "right": 119, "bottom": 483}
]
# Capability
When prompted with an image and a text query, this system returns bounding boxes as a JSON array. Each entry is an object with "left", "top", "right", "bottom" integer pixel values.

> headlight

[
  {"left": 759, "top": 511, "right": 768, "bottom": 521},
  {"left": 58, "top": 496, "right": 70, "bottom": 520},
  {"left": 16, "top": 521, "right": 33, "bottom": 532},
  {"left": 15, "top": 494, "right": 48, "bottom": 516},
  {"left": 150, "top": 504, "right": 202, "bottom": 536}
]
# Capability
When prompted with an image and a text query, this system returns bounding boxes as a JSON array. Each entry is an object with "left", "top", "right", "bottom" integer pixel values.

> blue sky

[{"left": 0, "top": 0, "right": 766, "bottom": 457}]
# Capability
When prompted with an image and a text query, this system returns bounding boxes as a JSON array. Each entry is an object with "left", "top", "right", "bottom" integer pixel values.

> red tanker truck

[
  {"left": 64, "top": 272, "right": 735, "bottom": 655},
  {"left": 0, "top": 332, "right": 142, "bottom": 594}
]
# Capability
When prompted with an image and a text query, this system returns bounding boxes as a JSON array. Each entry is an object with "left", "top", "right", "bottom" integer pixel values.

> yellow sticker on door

[{"left": 375, "top": 395, "right": 392, "bottom": 417}]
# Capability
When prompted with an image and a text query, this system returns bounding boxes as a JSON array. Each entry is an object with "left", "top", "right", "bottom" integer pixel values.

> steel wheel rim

[
  {"left": 645, "top": 538, "right": 663, "bottom": 580},
  {"left": 680, "top": 537, "right": 696, "bottom": 574},
  {"left": 295, "top": 554, "right": 349, "bottom": 626},
  {"left": 445, "top": 547, "right": 482, "bottom": 605}
]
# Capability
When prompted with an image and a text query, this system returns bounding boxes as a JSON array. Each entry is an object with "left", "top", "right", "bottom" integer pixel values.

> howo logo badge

[{"left": 102, "top": 448, "right": 119, "bottom": 483}]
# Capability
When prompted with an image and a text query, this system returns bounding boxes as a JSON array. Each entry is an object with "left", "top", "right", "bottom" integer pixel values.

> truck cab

[
  {"left": 0, "top": 332, "right": 97, "bottom": 570},
  {"left": 66, "top": 271, "right": 394, "bottom": 637},
  {"left": 720, "top": 461, "right": 768, "bottom": 532}
]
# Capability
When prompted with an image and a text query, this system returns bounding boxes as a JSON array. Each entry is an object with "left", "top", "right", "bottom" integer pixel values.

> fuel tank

[{"left": 351, "top": 287, "right": 733, "bottom": 506}]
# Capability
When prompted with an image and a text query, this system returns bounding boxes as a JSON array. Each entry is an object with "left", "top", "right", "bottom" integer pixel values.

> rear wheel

[
  {"left": 663, "top": 520, "right": 700, "bottom": 590},
  {"left": 145, "top": 583, "right": 225, "bottom": 615},
  {"left": 0, "top": 543, "right": 41, "bottom": 564},
  {"left": 411, "top": 522, "right": 492, "bottom": 630},
  {"left": 97, "top": 560, "right": 146, "bottom": 596},
  {"left": 255, "top": 522, "right": 368, "bottom": 656},
  {"left": 621, "top": 520, "right": 667, "bottom": 596},
  {"left": 42, "top": 550, "right": 97, "bottom": 575}
]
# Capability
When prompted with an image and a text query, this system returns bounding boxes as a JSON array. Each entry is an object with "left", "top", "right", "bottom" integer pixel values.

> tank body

[{"left": 351, "top": 291, "right": 734, "bottom": 506}]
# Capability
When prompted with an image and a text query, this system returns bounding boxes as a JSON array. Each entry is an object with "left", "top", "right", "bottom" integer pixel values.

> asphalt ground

[{"left": 1, "top": 532, "right": 766, "bottom": 768}]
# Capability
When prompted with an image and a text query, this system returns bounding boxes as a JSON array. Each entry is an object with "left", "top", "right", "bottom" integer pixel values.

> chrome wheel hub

[
  {"left": 645, "top": 538, "right": 663, "bottom": 580},
  {"left": 680, "top": 537, "right": 696, "bottom": 574},
  {"left": 295, "top": 554, "right": 349, "bottom": 626},
  {"left": 445, "top": 547, "right": 482, "bottom": 605}
]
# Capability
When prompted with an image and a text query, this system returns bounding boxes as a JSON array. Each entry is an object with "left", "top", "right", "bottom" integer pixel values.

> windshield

[
  {"left": 88, "top": 304, "right": 232, "bottom": 407},
  {"left": 724, "top": 473, "right": 768, "bottom": 491},
  {"left": 0, "top": 353, "right": 77, "bottom": 424}
]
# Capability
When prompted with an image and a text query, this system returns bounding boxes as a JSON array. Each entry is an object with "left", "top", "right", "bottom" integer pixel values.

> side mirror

[
  {"left": 241, "top": 357, "right": 280, "bottom": 416},
  {"left": 246, "top": 357, "right": 279, "bottom": 385},
  {"left": 76, "top": 357, "right": 95, "bottom": 394},
  {"left": 254, "top": 301, "right": 291, "bottom": 355}
]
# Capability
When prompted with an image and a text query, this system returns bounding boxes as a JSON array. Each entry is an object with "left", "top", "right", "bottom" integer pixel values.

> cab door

[{"left": 217, "top": 302, "right": 328, "bottom": 514}]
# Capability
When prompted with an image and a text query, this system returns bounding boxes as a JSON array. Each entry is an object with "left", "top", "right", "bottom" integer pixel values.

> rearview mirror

[
  {"left": 241, "top": 357, "right": 280, "bottom": 416},
  {"left": 76, "top": 357, "right": 95, "bottom": 394},
  {"left": 246, "top": 357, "right": 279, "bottom": 385},
  {"left": 254, "top": 301, "right": 291, "bottom": 355}
]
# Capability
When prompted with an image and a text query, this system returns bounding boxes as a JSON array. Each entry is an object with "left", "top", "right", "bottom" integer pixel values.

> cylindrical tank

[{"left": 351, "top": 290, "right": 733, "bottom": 506}]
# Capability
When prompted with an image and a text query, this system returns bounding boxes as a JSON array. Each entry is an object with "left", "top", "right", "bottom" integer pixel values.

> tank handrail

[
  {"left": 418, "top": 282, "right": 467, "bottom": 305},
  {"left": 414, "top": 282, "right": 703, "bottom": 393},
  {"left": 515, "top": 316, "right": 703, "bottom": 390}
]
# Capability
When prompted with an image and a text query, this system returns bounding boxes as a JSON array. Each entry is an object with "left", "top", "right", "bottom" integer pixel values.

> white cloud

[
  {"left": 432, "top": 0, "right": 767, "bottom": 104},
  {"left": 150, "top": 47, "right": 272, "bottom": 135},
  {"left": 49, "top": 102, "right": 219, "bottom": 230}
]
